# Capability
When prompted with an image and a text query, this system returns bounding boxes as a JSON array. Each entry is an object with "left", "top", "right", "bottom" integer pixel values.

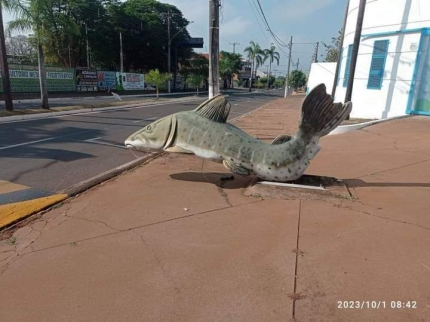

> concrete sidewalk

[{"left": 1, "top": 95, "right": 429, "bottom": 321}]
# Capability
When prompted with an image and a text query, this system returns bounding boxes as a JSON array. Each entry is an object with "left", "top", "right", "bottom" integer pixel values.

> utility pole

[
  {"left": 345, "top": 0, "right": 367, "bottom": 106},
  {"left": 167, "top": 10, "right": 172, "bottom": 93},
  {"left": 284, "top": 36, "right": 293, "bottom": 98},
  {"left": 209, "top": 0, "right": 220, "bottom": 98},
  {"left": 332, "top": 0, "right": 350, "bottom": 98},
  {"left": 0, "top": 3, "right": 13, "bottom": 111},
  {"left": 314, "top": 42, "right": 319, "bottom": 62},
  {"left": 120, "top": 32, "right": 124, "bottom": 72},
  {"left": 85, "top": 23, "right": 90, "bottom": 69},
  {"left": 229, "top": 42, "right": 240, "bottom": 53}
]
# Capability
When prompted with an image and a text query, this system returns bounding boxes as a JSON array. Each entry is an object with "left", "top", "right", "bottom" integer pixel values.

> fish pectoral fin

[
  {"left": 193, "top": 94, "right": 231, "bottom": 123},
  {"left": 165, "top": 146, "right": 193, "bottom": 154},
  {"left": 223, "top": 160, "right": 250, "bottom": 176},
  {"left": 271, "top": 135, "right": 293, "bottom": 145}
]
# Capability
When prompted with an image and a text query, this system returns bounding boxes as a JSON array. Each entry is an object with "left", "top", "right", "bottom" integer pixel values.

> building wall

[
  {"left": 334, "top": 0, "right": 430, "bottom": 119},
  {"left": 307, "top": 63, "right": 336, "bottom": 96}
]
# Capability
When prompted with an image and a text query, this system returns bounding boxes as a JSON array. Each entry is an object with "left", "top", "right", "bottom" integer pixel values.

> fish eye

[{"left": 146, "top": 125, "right": 152, "bottom": 131}]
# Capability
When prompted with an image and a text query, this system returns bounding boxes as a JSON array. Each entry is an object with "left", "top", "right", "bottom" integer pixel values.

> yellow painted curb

[{"left": 0, "top": 194, "right": 68, "bottom": 229}]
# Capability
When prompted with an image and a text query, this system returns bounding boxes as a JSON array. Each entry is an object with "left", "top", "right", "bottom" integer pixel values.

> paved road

[
  {"left": 0, "top": 92, "right": 206, "bottom": 110},
  {"left": 0, "top": 90, "right": 284, "bottom": 193}
]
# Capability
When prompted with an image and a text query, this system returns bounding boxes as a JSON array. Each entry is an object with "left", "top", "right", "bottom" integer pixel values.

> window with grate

[{"left": 367, "top": 40, "right": 389, "bottom": 89}]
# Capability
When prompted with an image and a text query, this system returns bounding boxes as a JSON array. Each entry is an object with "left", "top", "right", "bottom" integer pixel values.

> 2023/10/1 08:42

[{"left": 337, "top": 301, "right": 418, "bottom": 309}]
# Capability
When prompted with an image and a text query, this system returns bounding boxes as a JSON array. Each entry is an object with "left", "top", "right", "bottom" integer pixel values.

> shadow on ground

[{"left": 170, "top": 172, "right": 253, "bottom": 189}]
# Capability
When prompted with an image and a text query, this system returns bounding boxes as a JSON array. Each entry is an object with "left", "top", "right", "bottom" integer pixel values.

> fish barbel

[{"left": 125, "top": 84, "right": 352, "bottom": 182}]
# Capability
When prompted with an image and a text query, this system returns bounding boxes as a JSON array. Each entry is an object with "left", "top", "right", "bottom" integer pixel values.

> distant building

[{"left": 309, "top": 0, "right": 430, "bottom": 119}]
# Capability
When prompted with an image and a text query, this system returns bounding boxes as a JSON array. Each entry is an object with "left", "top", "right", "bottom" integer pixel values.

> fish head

[{"left": 125, "top": 115, "right": 176, "bottom": 151}]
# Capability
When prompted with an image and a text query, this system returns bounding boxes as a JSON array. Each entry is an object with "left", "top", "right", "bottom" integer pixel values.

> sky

[
  {"left": 2, "top": 0, "right": 347, "bottom": 75},
  {"left": 159, "top": 0, "right": 347, "bottom": 75}
]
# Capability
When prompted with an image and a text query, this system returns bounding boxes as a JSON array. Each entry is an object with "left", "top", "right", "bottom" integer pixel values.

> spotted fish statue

[{"left": 125, "top": 84, "right": 352, "bottom": 182}]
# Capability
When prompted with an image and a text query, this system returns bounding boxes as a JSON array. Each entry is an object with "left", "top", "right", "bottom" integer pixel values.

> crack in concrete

[
  {"left": 291, "top": 200, "right": 302, "bottom": 320},
  {"left": 69, "top": 215, "right": 122, "bottom": 232},
  {"left": 131, "top": 230, "right": 181, "bottom": 294},
  {"left": 358, "top": 157, "right": 430, "bottom": 179},
  {"left": 217, "top": 187, "right": 233, "bottom": 207},
  {"left": 10, "top": 200, "right": 264, "bottom": 257}
]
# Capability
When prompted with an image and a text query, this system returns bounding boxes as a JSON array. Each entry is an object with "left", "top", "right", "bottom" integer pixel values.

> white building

[{"left": 310, "top": 0, "right": 430, "bottom": 119}]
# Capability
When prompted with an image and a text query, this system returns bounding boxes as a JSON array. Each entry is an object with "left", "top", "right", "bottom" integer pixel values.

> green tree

[
  {"left": 322, "top": 29, "right": 342, "bottom": 62},
  {"left": 8, "top": 0, "right": 52, "bottom": 108},
  {"left": 244, "top": 40, "right": 263, "bottom": 91},
  {"left": 180, "top": 53, "right": 208, "bottom": 90},
  {"left": 262, "top": 45, "right": 280, "bottom": 89},
  {"left": 274, "top": 76, "right": 285, "bottom": 88},
  {"left": 145, "top": 68, "right": 171, "bottom": 98},
  {"left": 188, "top": 73, "right": 205, "bottom": 95},
  {"left": 288, "top": 70, "right": 307, "bottom": 90},
  {"left": 219, "top": 51, "right": 242, "bottom": 90}
]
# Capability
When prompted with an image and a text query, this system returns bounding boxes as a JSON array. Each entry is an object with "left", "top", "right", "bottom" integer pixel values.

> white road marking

[{"left": 0, "top": 131, "right": 93, "bottom": 151}]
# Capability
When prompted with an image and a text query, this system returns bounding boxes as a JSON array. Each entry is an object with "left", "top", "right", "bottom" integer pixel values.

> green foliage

[
  {"left": 145, "top": 69, "right": 171, "bottom": 97},
  {"left": 244, "top": 41, "right": 265, "bottom": 89},
  {"left": 322, "top": 29, "right": 342, "bottom": 62},
  {"left": 188, "top": 73, "right": 205, "bottom": 94},
  {"left": 288, "top": 70, "right": 307, "bottom": 90},
  {"left": 274, "top": 77, "right": 285, "bottom": 88},
  {"left": 219, "top": 51, "right": 242, "bottom": 89},
  {"left": 6, "top": 0, "right": 193, "bottom": 71}
]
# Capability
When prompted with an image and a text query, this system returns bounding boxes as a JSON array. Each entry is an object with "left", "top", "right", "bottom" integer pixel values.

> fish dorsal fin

[
  {"left": 193, "top": 94, "right": 231, "bottom": 123},
  {"left": 271, "top": 135, "right": 293, "bottom": 145}
]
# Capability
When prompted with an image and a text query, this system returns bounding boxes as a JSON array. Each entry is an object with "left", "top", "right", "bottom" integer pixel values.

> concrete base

[{"left": 244, "top": 175, "right": 353, "bottom": 201}]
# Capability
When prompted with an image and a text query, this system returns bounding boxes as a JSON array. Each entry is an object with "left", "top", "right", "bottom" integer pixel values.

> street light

[{"left": 168, "top": 21, "right": 194, "bottom": 93}]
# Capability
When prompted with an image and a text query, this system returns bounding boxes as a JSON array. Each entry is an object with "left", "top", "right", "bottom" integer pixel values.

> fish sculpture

[{"left": 125, "top": 84, "right": 352, "bottom": 182}]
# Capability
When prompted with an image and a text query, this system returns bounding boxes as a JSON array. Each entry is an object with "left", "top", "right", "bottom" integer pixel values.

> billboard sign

[
  {"left": 0, "top": 65, "right": 76, "bottom": 93},
  {"left": 116, "top": 72, "right": 144, "bottom": 91},
  {"left": 76, "top": 70, "right": 98, "bottom": 92},
  {"left": 97, "top": 71, "right": 116, "bottom": 91}
]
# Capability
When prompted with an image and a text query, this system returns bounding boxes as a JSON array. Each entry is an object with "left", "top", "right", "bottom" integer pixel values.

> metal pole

[
  {"left": 120, "top": 32, "right": 124, "bottom": 72},
  {"left": 345, "top": 0, "right": 367, "bottom": 104},
  {"left": 0, "top": 3, "right": 13, "bottom": 111},
  {"left": 332, "top": 0, "right": 350, "bottom": 98},
  {"left": 167, "top": 11, "right": 171, "bottom": 93},
  {"left": 85, "top": 23, "right": 89, "bottom": 69},
  {"left": 315, "top": 42, "right": 319, "bottom": 62},
  {"left": 209, "top": 0, "right": 220, "bottom": 98},
  {"left": 229, "top": 42, "right": 240, "bottom": 53},
  {"left": 284, "top": 36, "right": 293, "bottom": 98}
]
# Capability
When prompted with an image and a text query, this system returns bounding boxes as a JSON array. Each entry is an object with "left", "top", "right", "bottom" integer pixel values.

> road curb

[{"left": 62, "top": 153, "right": 162, "bottom": 197}]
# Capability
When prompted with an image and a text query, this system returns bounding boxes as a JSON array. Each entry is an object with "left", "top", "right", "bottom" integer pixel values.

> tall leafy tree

[
  {"left": 288, "top": 70, "right": 307, "bottom": 90},
  {"left": 219, "top": 51, "right": 242, "bottom": 89},
  {"left": 263, "top": 45, "right": 280, "bottom": 89},
  {"left": 244, "top": 40, "right": 263, "bottom": 92},
  {"left": 8, "top": 0, "right": 53, "bottom": 108}
]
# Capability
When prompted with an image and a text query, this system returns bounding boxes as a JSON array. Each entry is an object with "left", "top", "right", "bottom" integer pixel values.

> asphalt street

[
  {"left": 0, "top": 90, "right": 284, "bottom": 193},
  {"left": 0, "top": 92, "right": 205, "bottom": 110}
]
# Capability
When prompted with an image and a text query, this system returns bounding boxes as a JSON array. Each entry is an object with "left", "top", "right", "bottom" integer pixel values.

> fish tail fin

[{"left": 298, "top": 84, "right": 352, "bottom": 139}]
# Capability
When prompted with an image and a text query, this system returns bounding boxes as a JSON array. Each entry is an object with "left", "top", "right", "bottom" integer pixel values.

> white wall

[
  {"left": 307, "top": 63, "right": 336, "bottom": 96},
  {"left": 334, "top": 0, "right": 430, "bottom": 119}
]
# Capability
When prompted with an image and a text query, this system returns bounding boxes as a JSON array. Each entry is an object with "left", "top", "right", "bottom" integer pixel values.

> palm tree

[
  {"left": 244, "top": 41, "right": 263, "bottom": 92},
  {"left": 8, "top": 0, "right": 50, "bottom": 109},
  {"left": 263, "top": 45, "right": 280, "bottom": 89},
  {"left": 219, "top": 51, "right": 242, "bottom": 90}
]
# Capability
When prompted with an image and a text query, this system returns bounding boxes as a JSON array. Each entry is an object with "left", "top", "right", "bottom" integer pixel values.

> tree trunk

[
  {"left": 37, "top": 41, "right": 49, "bottom": 109},
  {"left": 156, "top": 87, "right": 159, "bottom": 99},
  {"left": 267, "top": 61, "right": 272, "bottom": 90},
  {"left": 0, "top": 4, "right": 13, "bottom": 111},
  {"left": 196, "top": 86, "right": 199, "bottom": 96},
  {"left": 249, "top": 58, "right": 254, "bottom": 92}
]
